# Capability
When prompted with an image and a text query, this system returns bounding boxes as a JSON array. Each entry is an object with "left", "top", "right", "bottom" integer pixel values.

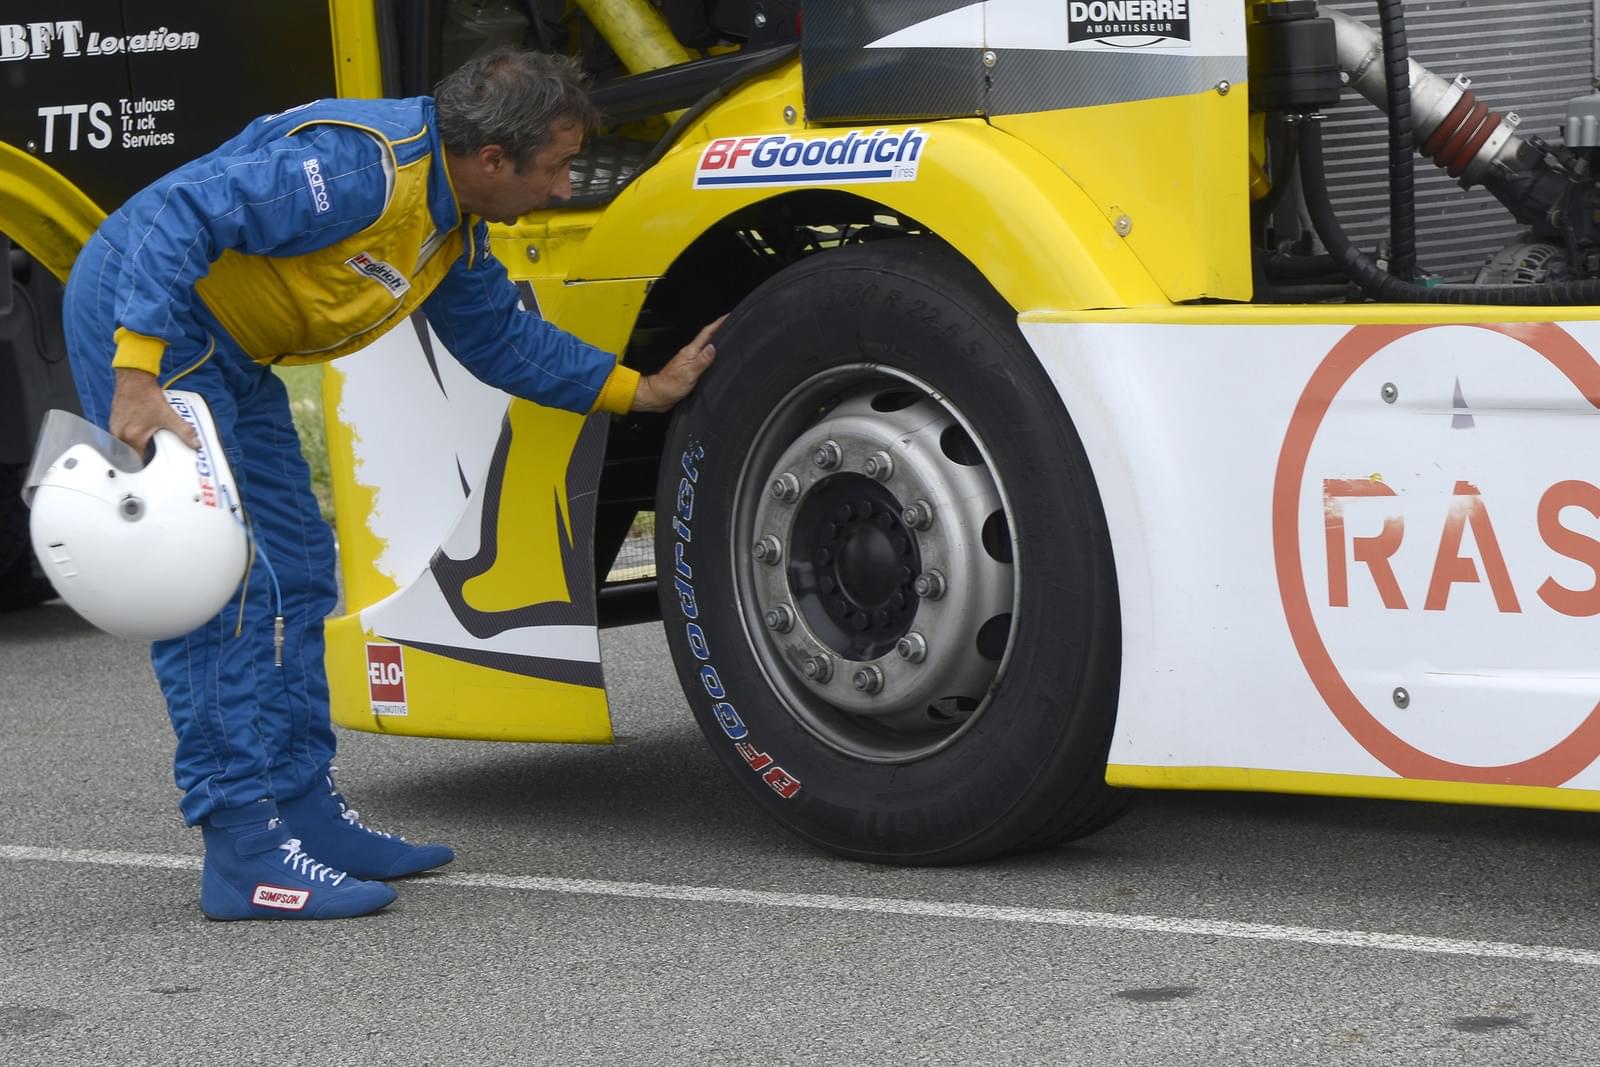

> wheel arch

[
  {"left": 0, "top": 143, "right": 104, "bottom": 283},
  {"left": 570, "top": 116, "right": 1167, "bottom": 335}
]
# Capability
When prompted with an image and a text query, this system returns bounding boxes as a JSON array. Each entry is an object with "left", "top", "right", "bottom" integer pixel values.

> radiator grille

[{"left": 1317, "top": 0, "right": 1596, "bottom": 280}]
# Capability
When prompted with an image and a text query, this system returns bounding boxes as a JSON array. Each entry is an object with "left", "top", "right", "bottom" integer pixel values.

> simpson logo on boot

[{"left": 252, "top": 884, "right": 310, "bottom": 910}]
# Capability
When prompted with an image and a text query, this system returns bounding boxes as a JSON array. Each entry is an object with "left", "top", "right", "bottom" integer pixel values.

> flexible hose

[
  {"left": 1375, "top": 0, "right": 1416, "bottom": 280},
  {"left": 1263, "top": 251, "right": 1341, "bottom": 281},
  {"left": 1252, "top": 120, "right": 1301, "bottom": 222},
  {"left": 1300, "top": 117, "right": 1600, "bottom": 304}
]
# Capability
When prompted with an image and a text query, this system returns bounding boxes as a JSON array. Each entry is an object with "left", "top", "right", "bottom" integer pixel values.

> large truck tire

[
  {"left": 654, "top": 240, "right": 1128, "bottom": 864},
  {"left": 0, "top": 464, "right": 54, "bottom": 611}
]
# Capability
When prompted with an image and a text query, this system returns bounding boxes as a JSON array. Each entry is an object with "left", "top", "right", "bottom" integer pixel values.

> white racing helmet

[{"left": 23, "top": 390, "right": 249, "bottom": 640}]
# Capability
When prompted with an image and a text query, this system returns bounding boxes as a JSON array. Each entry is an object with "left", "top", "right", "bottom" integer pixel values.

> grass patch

[{"left": 273, "top": 364, "right": 333, "bottom": 521}]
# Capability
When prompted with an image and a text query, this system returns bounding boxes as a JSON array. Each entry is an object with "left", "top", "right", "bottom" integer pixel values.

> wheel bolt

[
  {"left": 896, "top": 632, "right": 928, "bottom": 663},
  {"left": 813, "top": 440, "right": 842, "bottom": 470},
  {"left": 753, "top": 535, "right": 783, "bottom": 564},
  {"left": 852, "top": 665, "right": 884, "bottom": 694},
  {"left": 864, "top": 450, "right": 894, "bottom": 482},
  {"left": 801, "top": 653, "right": 834, "bottom": 683},
  {"left": 913, "top": 569, "right": 946, "bottom": 600},
  {"left": 764, "top": 604, "right": 795, "bottom": 633},
  {"left": 900, "top": 500, "right": 933, "bottom": 530},
  {"left": 770, "top": 472, "right": 801, "bottom": 503}
]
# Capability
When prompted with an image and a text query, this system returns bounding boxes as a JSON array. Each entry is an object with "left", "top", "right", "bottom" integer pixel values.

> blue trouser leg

[
  {"left": 229, "top": 365, "right": 340, "bottom": 804},
  {"left": 61, "top": 233, "right": 339, "bottom": 825}
]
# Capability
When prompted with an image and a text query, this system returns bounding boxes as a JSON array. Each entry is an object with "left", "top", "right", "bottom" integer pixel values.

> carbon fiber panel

[
  {"left": 801, "top": 0, "right": 1242, "bottom": 120},
  {"left": 990, "top": 50, "right": 1246, "bottom": 115}
]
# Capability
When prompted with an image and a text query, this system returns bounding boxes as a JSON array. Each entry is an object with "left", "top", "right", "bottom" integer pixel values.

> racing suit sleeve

[
  {"left": 420, "top": 219, "right": 640, "bottom": 416},
  {"left": 110, "top": 123, "right": 389, "bottom": 374}
]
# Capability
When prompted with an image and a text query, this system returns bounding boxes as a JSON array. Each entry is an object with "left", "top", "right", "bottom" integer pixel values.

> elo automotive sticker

[
  {"left": 694, "top": 129, "right": 925, "bottom": 189},
  {"left": 366, "top": 643, "right": 409, "bottom": 716},
  {"left": 1273, "top": 323, "right": 1600, "bottom": 786}
]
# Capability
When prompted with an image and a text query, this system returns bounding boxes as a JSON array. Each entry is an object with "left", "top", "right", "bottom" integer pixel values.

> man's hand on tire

[
  {"left": 110, "top": 368, "right": 200, "bottom": 451},
  {"left": 631, "top": 314, "right": 727, "bottom": 413}
]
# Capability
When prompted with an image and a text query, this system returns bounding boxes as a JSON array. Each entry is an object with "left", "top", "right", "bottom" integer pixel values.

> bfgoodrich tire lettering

[{"left": 656, "top": 241, "right": 1126, "bottom": 864}]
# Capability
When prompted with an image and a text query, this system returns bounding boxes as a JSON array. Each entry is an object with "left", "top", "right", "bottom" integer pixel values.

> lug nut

[
  {"left": 896, "top": 632, "right": 928, "bottom": 663},
  {"left": 900, "top": 500, "right": 933, "bottom": 530},
  {"left": 801, "top": 653, "right": 834, "bottom": 683},
  {"left": 770, "top": 472, "right": 801, "bottom": 503},
  {"left": 753, "top": 536, "right": 783, "bottom": 564},
  {"left": 764, "top": 604, "right": 795, "bottom": 633},
  {"left": 864, "top": 450, "right": 894, "bottom": 482},
  {"left": 852, "top": 665, "right": 884, "bottom": 694},
  {"left": 813, "top": 440, "right": 842, "bottom": 470},
  {"left": 913, "top": 570, "right": 946, "bottom": 600}
]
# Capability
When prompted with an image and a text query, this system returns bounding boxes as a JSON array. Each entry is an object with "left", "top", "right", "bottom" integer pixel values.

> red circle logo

[{"left": 1273, "top": 322, "right": 1600, "bottom": 787}]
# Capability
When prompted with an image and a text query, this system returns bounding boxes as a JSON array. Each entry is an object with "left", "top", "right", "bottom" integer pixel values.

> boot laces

[
  {"left": 278, "top": 838, "right": 349, "bottom": 886},
  {"left": 338, "top": 802, "right": 398, "bottom": 840},
  {"left": 327, "top": 771, "right": 400, "bottom": 841}
]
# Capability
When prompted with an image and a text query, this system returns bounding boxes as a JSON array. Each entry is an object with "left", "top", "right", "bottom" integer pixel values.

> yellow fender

[
  {"left": 544, "top": 60, "right": 1168, "bottom": 327},
  {"left": 0, "top": 143, "right": 104, "bottom": 281}
]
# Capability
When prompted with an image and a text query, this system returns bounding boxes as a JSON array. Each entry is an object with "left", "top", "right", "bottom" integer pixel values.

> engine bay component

[{"left": 1247, "top": 2, "right": 1341, "bottom": 113}]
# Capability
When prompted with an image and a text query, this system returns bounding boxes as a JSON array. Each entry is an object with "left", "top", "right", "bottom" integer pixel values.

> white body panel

[
  {"left": 867, "top": 0, "right": 1243, "bottom": 57},
  {"left": 329, "top": 315, "right": 600, "bottom": 672},
  {"left": 1025, "top": 319, "right": 1600, "bottom": 790}
]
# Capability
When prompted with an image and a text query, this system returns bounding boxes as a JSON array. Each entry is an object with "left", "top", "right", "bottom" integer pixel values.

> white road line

[{"left": 4, "top": 843, "right": 1597, "bottom": 967}]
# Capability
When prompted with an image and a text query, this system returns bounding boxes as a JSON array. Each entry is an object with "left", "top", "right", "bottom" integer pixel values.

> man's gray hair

[{"left": 435, "top": 49, "right": 599, "bottom": 169}]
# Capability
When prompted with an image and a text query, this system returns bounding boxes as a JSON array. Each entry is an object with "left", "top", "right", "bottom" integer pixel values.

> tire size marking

[{"left": 673, "top": 440, "right": 802, "bottom": 801}]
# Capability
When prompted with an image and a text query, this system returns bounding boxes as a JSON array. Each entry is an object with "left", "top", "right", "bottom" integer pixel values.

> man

[{"left": 60, "top": 48, "right": 722, "bottom": 920}]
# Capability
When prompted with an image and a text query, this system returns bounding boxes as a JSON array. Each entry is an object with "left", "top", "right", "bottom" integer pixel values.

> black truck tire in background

[
  {"left": 1, "top": 240, "right": 72, "bottom": 612},
  {"left": 655, "top": 241, "right": 1129, "bottom": 864},
  {"left": 0, "top": 464, "right": 54, "bottom": 612}
]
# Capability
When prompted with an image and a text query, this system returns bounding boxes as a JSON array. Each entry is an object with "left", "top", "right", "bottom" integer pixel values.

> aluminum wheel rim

[{"left": 732, "top": 364, "right": 1019, "bottom": 763}]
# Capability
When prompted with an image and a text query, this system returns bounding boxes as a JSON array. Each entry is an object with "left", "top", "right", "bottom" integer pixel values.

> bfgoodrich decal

[{"left": 694, "top": 128, "right": 926, "bottom": 189}]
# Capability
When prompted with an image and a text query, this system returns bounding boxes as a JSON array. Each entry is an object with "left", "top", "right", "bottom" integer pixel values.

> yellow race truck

[{"left": 7, "top": 0, "right": 1600, "bottom": 863}]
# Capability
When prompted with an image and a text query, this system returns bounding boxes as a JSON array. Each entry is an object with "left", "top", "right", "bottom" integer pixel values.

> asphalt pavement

[{"left": 5, "top": 600, "right": 1600, "bottom": 1065}]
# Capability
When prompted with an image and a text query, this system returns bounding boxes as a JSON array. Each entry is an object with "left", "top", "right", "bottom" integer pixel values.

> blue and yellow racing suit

[{"left": 61, "top": 96, "right": 637, "bottom": 824}]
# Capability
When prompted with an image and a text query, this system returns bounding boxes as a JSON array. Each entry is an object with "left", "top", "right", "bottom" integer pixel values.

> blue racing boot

[
  {"left": 199, "top": 799, "right": 397, "bottom": 920},
  {"left": 279, "top": 775, "right": 455, "bottom": 880}
]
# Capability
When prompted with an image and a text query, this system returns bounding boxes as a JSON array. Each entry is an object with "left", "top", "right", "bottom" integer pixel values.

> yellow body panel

[
  {"left": 315, "top": 1, "right": 623, "bottom": 745},
  {"left": 324, "top": 387, "right": 615, "bottom": 742},
  {"left": 1108, "top": 765, "right": 1600, "bottom": 813},
  {"left": 322, "top": 364, "right": 398, "bottom": 613},
  {"left": 488, "top": 218, "right": 651, "bottom": 351},
  {"left": 1023, "top": 304, "right": 1600, "bottom": 326},
  {"left": 572, "top": 0, "right": 693, "bottom": 74},
  {"left": 993, "top": 89, "right": 1253, "bottom": 303},
  {"left": 326, "top": 617, "right": 613, "bottom": 742},
  {"left": 523, "top": 62, "right": 1168, "bottom": 314},
  {"left": 0, "top": 143, "right": 105, "bottom": 282},
  {"left": 328, "top": 0, "right": 385, "bottom": 99},
  {"left": 461, "top": 404, "right": 586, "bottom": 613}
]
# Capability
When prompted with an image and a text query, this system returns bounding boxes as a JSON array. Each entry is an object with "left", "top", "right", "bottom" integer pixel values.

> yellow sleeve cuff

[
  {"left": 592, "top": 364, "right": 641, "bottom": 415},
  {"left": 110, "top": 328, "right": 167, "bottom": 376}
]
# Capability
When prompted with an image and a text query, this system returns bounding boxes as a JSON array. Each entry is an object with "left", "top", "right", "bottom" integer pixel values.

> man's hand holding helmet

[{"left": 111, "top": 368, "right": 201, "bottom": 451}]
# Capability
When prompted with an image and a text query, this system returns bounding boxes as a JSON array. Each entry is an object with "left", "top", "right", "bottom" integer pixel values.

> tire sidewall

[{"left": 657, "top": 242, "right": 1118, "bottom": 862}]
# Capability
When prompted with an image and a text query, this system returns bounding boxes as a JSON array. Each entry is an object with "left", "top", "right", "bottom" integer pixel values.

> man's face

[{"left": 474, "top": 118, "right": 583, "bottom": 224}]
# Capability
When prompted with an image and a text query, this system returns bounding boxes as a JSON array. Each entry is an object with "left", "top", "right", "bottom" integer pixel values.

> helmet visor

[{"left": 21, "top": 409, "right": 147, "bottom": 507}]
